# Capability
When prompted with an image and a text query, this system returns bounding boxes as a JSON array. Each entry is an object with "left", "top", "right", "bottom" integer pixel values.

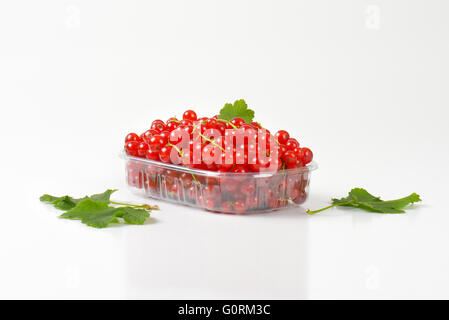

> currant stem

[
  {"left": 197, "top": 132, "right": 225, "bottom": 151},
  {"left": 110, "top": 200, "right": 159, "bottom": 210},
  {"left": 216, "top": 118, "right": 238, "bottom": 129},
  {"left": 306, "top": 200, "right": 355, "bottom": 215},
  {"left": 167, "top": 142, "right": 184, "bottom": 156}
]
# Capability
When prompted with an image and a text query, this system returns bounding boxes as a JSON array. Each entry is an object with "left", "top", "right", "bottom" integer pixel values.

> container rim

[
  {"left": 121, "top": 151, "right": 318, "bottom": 176},
  {"left": 121, "top": 151, "right": 317, "bottom": 177}
]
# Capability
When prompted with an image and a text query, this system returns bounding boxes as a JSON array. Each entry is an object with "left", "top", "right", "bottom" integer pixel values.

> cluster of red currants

[
  {"left": 124, "top": 109, "right": 313, "bottom": 173},
  {"left": 126, "top": 161, "right": 310, "bottom": 213}
]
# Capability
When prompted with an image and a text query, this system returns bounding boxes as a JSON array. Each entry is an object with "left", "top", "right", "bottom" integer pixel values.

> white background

[{"left": 0, "top": 0, "right": 448, "bottom": 299}]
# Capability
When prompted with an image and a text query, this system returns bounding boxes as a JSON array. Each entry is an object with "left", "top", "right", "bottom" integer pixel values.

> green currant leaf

[
  {"left": 41, "top": 189, "right": 154, "bottom": 228},
  {"left": 332, "top": 188, "right": 421, "bottom": 213},
  {"left": 40, "top": 189, "right": 117, "bottom": 210},
  {"left": 218, "top": 99, "right": 255, "bottom": 123},
  {"left": 116, "top": 207, "right": 150, "bottom": 225},
  {"left": 357, "top": 193, "right": 421, "bottom": 213},
  {"left": 59, "top": 199, "right": 150, "bottom": 228},
  {"left": 89, "top": 189, "right": 118, "bottom": 203},
  {"left": 308, "top": 188, "right": 421, "bottom": 214},
  {"left": 60, "top": 199, "right": 119, "bottom": 228}
]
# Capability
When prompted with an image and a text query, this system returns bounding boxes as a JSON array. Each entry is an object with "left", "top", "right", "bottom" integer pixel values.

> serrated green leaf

[
  {"left": 54, "top": 195, "right": 87, "bottom": 210},
  {"left": 60, "top": 199, "right": 119, "bottom": 228},
  {"left": 60, "top": 198, "right": 150, "bottom": 228},
  {"left": 40, "top": 194, "right": 59, "bottom": 203},
  {"left": 358, "top": 192, "right": 421, "bottom": 213},
  {"left": 39, "top": 189, "right": 117, "bottom": 210},
  {"left": 89, "top": 189, "right": 118, "bottom": 203},
  {"left": 331, "top": 188, "right": 421, "bottom": 213},
  {"left": 117, "top": 207, "right": 150, "bottom": 225},
  {"left": 218, "top": 99, "right": 255, "bottom": 123},
  {"left": 309, "top": 188, "right": 422, "bottom": 214},
  {"left": 41, "top": 189, "right": 153, "bottom": 228}
]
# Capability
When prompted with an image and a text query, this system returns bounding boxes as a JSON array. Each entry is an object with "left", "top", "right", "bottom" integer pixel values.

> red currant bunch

[{"left": 124, "top": 108, "right": 314, "bottom": 214}]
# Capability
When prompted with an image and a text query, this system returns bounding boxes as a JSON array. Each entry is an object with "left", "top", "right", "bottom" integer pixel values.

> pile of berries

[
  {"left": 124, "top": 109, "right": 313, "bottom": 172},
  {"left": 123, "top": 110, "right": 314, "bottom": 214}
]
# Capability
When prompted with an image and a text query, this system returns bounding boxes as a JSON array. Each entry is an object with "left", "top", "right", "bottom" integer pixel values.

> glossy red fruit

[
  {"left": 282, "top": 150, "right": 297, "bottom": 165},
  {"left": 180, "top": 119, "right": 193, "bottom": 126},
  {"left": 205, "top": 118, "right": 217, "bottom": 127},
  {"left": 150, "top": 120, "right": 166, "bottom": 133},
  {"left": 274, "top": 130, "right": 290, "bottom": 145},
  {"left": 159, "top": 146, "right": 172, "bottom": 163},
  {"left": 125, "top": 141, "right": 140, "bottom": 156},
  {"left": 148, "top": 135, "right": 165, "bottom": 152},
  {"left": 159, "top": 131, "right": 170, "bottom": 144},
  {"left": 166, "top": 119, "right": 180, "bottom": 131},
  {"left": 247, "top": 158, "right": 261, "bottom": 172},
  {"left": 169, "top": 128, "right": 185, "bottom": 145},
  {"left": 179, "top": 124, "right": 194, "bottom": 136},
  {"left": 183, "top": 110, "right": 197, "bottom": 121},
  {"left": 292, "top": 147, "right": 304, "bottom": 163},
  {"left": 219, "top": 152, "right": 233, "bottom": 170},
  {"left": 125, "top": 133, "right": 141, "bottom": 143},
  {"left": 145, "top": 148, "right": 159, "bottom": 161},
  {"left": 215, "top": 122, "right": 226, "bottom": 135},
  {"left": 230, "top": 117, "right": 245, "bottom": 127},
  {"left": 232, "top": 165, "right": 249, "bottom": 173},
  {"left": 278, "top": 144, "right": 288, "bottom": 158},
  {"left": 251, "top": 122, "right": 262, "bottom": 129},
  {"left": 137, "top": 142, "right": 149, "bottom": 157},
  {"left": 141, "top": 129, "right": 158, "bottom": 143},
  {"left": 286, "top": 138, "right": 300, "bottom": 150},
  {"left": 302, "top": 147, "right": 313, "bottom": 164}
]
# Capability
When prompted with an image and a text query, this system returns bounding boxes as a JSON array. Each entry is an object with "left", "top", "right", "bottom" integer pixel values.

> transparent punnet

[{"left": 123, "top": 152, "right": 317, "bottom": 214}]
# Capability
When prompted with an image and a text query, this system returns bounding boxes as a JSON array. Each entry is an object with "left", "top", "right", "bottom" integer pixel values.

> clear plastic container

[{"left": 123, "top": 152, "right": 317, "bottom": 214}]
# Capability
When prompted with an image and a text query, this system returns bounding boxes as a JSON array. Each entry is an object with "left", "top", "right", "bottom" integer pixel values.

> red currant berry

[
  {"left": 180, "top": 119, "right": 193, "bottom": 126},
  {"left": 150, "top": 120, "right": 166, "bottom": 133},
  {"left": 286, "top": 138, "right": 300, "bottom": 150},
  {"left": 268, "top": 156, "right": 282, "bottom": 171},
  {"left": 215, "top": 122, "right": 226, "bottom": 135},
  {"left": 183, "top": 110, "right": 197, "bottom": 121},
  {"left": 159, "top": 131, "right": 170, "bottom": 144},
  {"left": 230, "top": 117, "right": 245, "bottom": 127},
  {"left": 166, "top": 119, "right": 180, "bottom": 131},
  {"left": 159, "top": 146, "right": 172, "bottom": 163},
  {"left": 148, "top": 135, "right": 165, "bottom": 152},
  {"left": 137, "top": 142, "right": 149, "bottom": 157},
  {"left": 282, "top": 150, "right": 297, "bottom": 165},
  {"left": 278, "top": 144, "right": 288, "bottom": 158},
  {"left": 146, "top": 148, "right": 159, "bottom": 161},
  {"left": 232, "top": 165, "right": 249, "bottom": 173},
  {"left": 292, "top": 147, "right": 304, "bottom": 163},
  {"left": 205, "top": 118, "right": 217, "bottom": 128},
  {"left": 125, "top": 133, "right": 141, "bottom": 143},
  {"left": 274, "top": 130, "right": 290, "bottom": 145},
  {"left": 141, "top": 129, "right": 158, "bottom": 143},
  {"left": 125, "top": 141, "right": 140, "bottom": 156},
  {"left": 302, "top": 147, "right": 313, "bottom": 164},
  {"left": 251, "top": 122, "right": 262, "bottom": 129}
]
